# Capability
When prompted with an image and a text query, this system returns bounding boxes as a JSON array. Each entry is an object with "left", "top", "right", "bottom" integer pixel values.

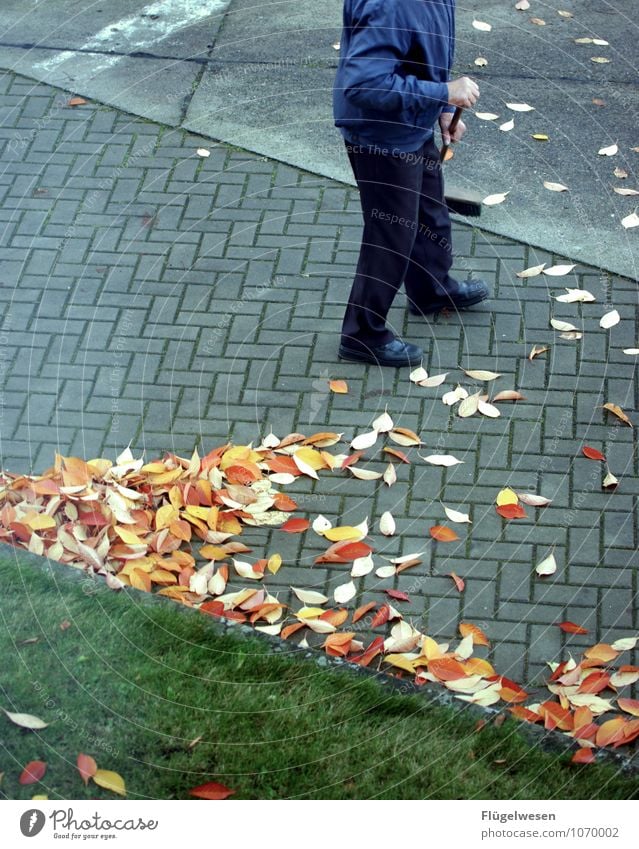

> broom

[{"left": 441, "top": 107, "right": 482, "bottom": 218}]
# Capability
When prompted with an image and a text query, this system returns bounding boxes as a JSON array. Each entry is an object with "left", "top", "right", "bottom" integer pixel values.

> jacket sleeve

[{"left": 340, "top": 0, "right": 449, "bottom": 116}]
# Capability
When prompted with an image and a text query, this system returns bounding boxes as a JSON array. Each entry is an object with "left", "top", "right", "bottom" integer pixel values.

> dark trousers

[{"left": 341, "top": 136, "right": 455, "bottom": 350}]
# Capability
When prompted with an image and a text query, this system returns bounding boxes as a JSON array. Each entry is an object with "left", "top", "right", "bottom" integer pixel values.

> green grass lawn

[{"left": 1, "top": 553, "right": 637, "bottom": 800}]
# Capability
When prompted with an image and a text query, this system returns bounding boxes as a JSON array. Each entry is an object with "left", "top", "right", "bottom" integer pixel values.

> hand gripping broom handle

[{"left": 440, "top": 106, "right": 463, "bottom": 162}]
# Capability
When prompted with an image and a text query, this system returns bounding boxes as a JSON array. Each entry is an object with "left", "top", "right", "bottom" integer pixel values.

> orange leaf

[
  {"left": 617, "top": 698, "right": 639, "bottom": 717},
  {"left": 383, "top": 447, "right": 410, "bottom": 464},
  {"left": 67, "top": 96, "right": 87, "bottom": 106},
  {"left": 352, "top": 601, "right": 377, "bottom": 624},
  {"left": 429, "top": 525, "right": 459, "bottom": 542},
  {"left": 577, "top": 671, "right": 610, "bottom": 694},
  {"left": 571, "top": 748, "right": 595, "bottom": 765},
  {"left": 582, "top": 446, "right": 606, "bottom": 461},
  {"left": 77, "top": 754, "right": 97, "bottom": 786},
  {"left": 315, "top": 540, "right": 372, "bottom": 563},
  {"left": 448, "top": 572, "right": 465, "bottom": 592},
  {"left": 557, "top": 620, "right": 589, "bottom": 635},
  {"left": 19, "top": 760, "right": 47, "bottom": 785},
  {"left": 459, "top": 622, "right": 490, "bottom": 647},
  {"left": 539, "top": 701, "right": 573, "bottom": 731},
  {"left": 329, "top": 379, "right": 348, "bottom": 394},
  {"left": 351, "top": 636, "right": 384, "bottom": 667},
  {"left": 428, "top": 657, "right": 467, "bottom": 681},
  {"left": 281, "top": 622, "right": 305, "bottom": 640},
  {"left": 370, "top": 603, "right": 391, "bottom": 629},
  {"left": 272, "top": 493, "right": 298, "bottom": 512},
  {"left": 321, "top": 608, "right": 349, "bottom": 627},
  {"left": 499, "top": 677, "right": 530, "bottom": 704},
  {"left": 596, "top": 717, "right": 627, "bottom": 748},
  {"left": 279, "top": 517, "right": 310, "bottom": 534},
  {"left": 584, "top": 643, "right": 619, "bottom": 663},
  {"left": 225, "top": 462, "right": 261, "bottom": 485},
  {"left": 189, "top": 782, "right": 235, "bottom": 800},
  {"left": 496, "top": 503, "right": 527, "bottom": 519},
  {"left": 509, "top": 705, "right": 542, "bottom": 723}
]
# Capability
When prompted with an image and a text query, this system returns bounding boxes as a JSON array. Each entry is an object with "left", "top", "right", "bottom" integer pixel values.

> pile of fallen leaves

[{"left": 1, "top": 427, "right": 638, "bottom": 766}]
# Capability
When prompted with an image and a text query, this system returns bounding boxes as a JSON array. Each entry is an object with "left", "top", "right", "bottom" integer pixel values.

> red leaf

[
  {"left": 189, "top": 782, "right": 236, "bottom": 800},
  {"left": 582, "top": 446, "right": 606, "bottom": 461},
  {"left": 77, "top": 753, "right": 97, "bottom": 786},
  {"left": 571, "top": 748, "right": 595, "bottom": 765},
  {"left": 577, "top": 671, "right": 611, "bottom": 695},
  {"left": 341, "top": 451, "right": 364, "bottom": 469},
  {"left": 315, "top": 540, "right": 373, "bottom": 563},
  {"left": 19, "top": 760, "right": 47, "bottom": 785},
  {"left": 448, "top": 572, "right": 465, "bottom": 592},
  {"left": 557, "top": 620, "right": 589, "bottom": 635},
  {"left": 370, "top": 603, "right": 391, "bottom": 629},
  {"left": 429, "top": 525, "right": 459, "bottom": 542},
  {"left": 350, "top": 636, "right": 384, "bottom": 667},
  {"left": 385, "top": 589, "right": 410, "bottom": 602},
  {"left": 496, "top": 503, "right": 527, "bottom": 519},
  {"left": 279, "top": 517, "right": 310, "bottom": 534}
]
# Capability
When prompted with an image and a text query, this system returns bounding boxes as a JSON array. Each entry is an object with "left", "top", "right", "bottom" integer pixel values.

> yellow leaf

[
  {"left": 384, "top": 654, "right": 418, "bottom": 673},
  {"left": 156, "top": 503, "right": 178, "bottom": 529},
  {"left": 322, "top": 525, "right": 363, "bottom": 542},
  {"left": 294, "top": 446, "right": 326, "bottom": 470},
  {"left": 92, "top": 769, "right": 126, "bottom": 796},
  {"left": 267, "top": 553, "right": 282, "bottom": 574},
  {"left": 329, "top": 379, "right": 348, "bottom": 394},
  {"left": 496, "top": 487, "right": 518, "bottom": 506},
  {"left": 296, "top": 607, "right": 325, "bottom": 619},
  {"left": 113, "top": 526, "right": 144, "bottom": 546},
  {"left": 23, "top": 513, "right": 57, "bottom": 531}
]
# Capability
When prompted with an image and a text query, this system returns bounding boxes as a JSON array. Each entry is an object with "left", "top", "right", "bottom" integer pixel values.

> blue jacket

[{"left": 333, "top": 0, "right": 455, "bottom": 152}]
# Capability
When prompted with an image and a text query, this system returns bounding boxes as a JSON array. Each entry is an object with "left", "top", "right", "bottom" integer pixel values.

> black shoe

[
  {"left": 338, "top": 337, "right": 423, "bottom": 367},
  {"left": 409, "top": 278, "right": 490, "bottom": 316}
]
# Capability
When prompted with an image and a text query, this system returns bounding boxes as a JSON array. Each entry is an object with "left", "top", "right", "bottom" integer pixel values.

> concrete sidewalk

[
  {"left": 0, "top": 0, "right": 637, "bottom": 277},
  {"left": 1, "top": 69, "right": 637, "bottom": 688}
]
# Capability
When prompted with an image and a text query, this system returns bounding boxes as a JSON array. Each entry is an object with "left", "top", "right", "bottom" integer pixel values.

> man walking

[{"left": 333, "top": 0, "right": 490, "bottom": 367}]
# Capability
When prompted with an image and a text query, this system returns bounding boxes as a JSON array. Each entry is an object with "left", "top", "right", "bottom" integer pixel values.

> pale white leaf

[
  {"left": 474, "top": 57, "right": 488, "bottom": 67},
  {"left": 196, "top": 148, "right": 210, "bottom": 158},
  {"left": 375, "top": 564, "right": 396, "bottom": 579},
  {"left": 551, "top": 317, "right": 578, "bottom": 332},
  {"left": 458, "top": 391, "right": 481, "bottom": 418},
  {"left": 621, "top": 211, "right": 639, "bottom": 229},
  {"left": 349, "top": 467, "right": 383, "bottom": 480},
  {"left": 373, "top": 409, "right": 394, "bottom": 433},
  {"left": 350, "top": 429, "right": 379, "bottom": 451},
  {"left": 611, "top": 636, "right": 638, "bottom": 651},
  {"left": 613, "top": 187, "right": 639, "bottom": 196},
  {"left": 535, "top": 551, "right": 557, "bottom": 576},
  {"left": 623, "top": 348, "right": 639, "bottom": 355},
  {"left": 598, "top": 143, "right": 618, "bottom": 156},
  {"left": 600, "top": 309, "right": 620, "bottom": 329},
  {"left": 475, "top": 112, "right": 499, "bottom": 121},
  {"left": 472, "top": 19, "right": 492, "bottom": 31},
  {"left": 388, "top": 551, "right": 425, "bottom": 565},
  {"left": 515, "top": 0, "right": 530, "bottom": 9},
  {"left": 442, "top": 385, "right": 468, "bottom": 406},
  {"left": 383, "top": 463, "right": 397, "bottom": 487},
  {"left": 543, "top": 181, "right": 569, "bottom": 192},
  {"left": 233, "top": 559, "right": 264, "bottom": 580},
  {"left": 559, "top": 331, "right": 583, "bottom": 340},
  {"left": 543, "top": 264, "right": 576, "bottom": 276},
  {"left": 304, "top": 618, "right": 336, "bottom": 634},
  {"left": 354, "top": 517, "right": 369, "bottom": 537},
  {"left": 334, "top": 580, "right": 357, "bottom": 604},
  {"left": 444, "top": 506, "right": 472, "bottom": 524},
  {"left": 516, "top": 263, "right": 545, "bottom": 278},
  {"left": 419, "top": 372, "right": 449, "bottom": 388},
  {"left": 555, "top": 288, "right": 595, "bottom": 303},
  {"left": 478, "top": 399, "right": 501, "bottom": 418},
  {"left": 506, "top": 102, "right": 535, "bottom": 112},
  {"left": 254, "top": 623, "right": 282, "bottom": 636},
  {"left": 409, "top": 366, "right": 428, "bottom": 383},
  {"left": 498, "top": 119, "right": 515, "bottom": 132},
  {"left": 312, "top": 514, "right": 332, "bottom": 534},
  {"left": 516, "top": 492, "right": 552, "bottom": 507},
  {"left": 455, "top": 634, "right": 475, "bottom": 660},
  {"left": 421, "top": 454, "right": 464, "bottom": 467},
  {"left": 351, "top": 554, "right": 374, "bottom": 577},
  {"left": 462, "top": 368, "right": 502, "bottom": 381},
  {"left": 293, "top": 453, "right": 319, "bottom": 480},
  {"left": 269, "top": 472, "right": 295, "bottom": 485},
  {"left": 379, "top": 511, "right": 396, "bottom": 536},
  {"left": 2, "top": 710, "right": 49, "bottom": 730},
  {"left": 291, "top": 587, "right": 328, "bottom": 605}
]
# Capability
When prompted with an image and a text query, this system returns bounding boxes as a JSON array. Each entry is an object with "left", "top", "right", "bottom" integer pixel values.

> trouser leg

[
  {"left": 341, "top": 141, "right": 423, "bottom": 350},
  {"left": 403, "top": 137, "right": 456, "bottom": 309}
]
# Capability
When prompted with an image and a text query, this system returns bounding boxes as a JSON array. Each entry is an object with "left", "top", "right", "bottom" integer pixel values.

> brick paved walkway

[{"left": 1, "top": 71, "right": 637, "bottom": 686}]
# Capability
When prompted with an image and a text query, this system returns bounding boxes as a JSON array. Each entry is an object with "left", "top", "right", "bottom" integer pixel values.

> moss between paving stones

[{"left": 0, "top": 548, "right": 638, "bottom": 800}]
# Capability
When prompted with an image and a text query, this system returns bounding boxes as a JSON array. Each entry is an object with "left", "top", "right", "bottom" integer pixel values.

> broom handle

[{"left": 440, "top": 106, "right": 463, "bottom": 162}]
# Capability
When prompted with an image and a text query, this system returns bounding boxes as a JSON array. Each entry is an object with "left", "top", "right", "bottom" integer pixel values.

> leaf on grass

[
  {"left": 329, "top": 379, "right": 348, "bottom": 394},
  {"left": 571, "top": 748, "right": 595, "bottom": 765},
  {"left": 544, "top": 181, "right": 569, "bottom": 192},
  {"left": 189, "top": 782, "right": 235, "bottom": 800},
  {"left": 536, "top": 552, "right": 557, "bottom": 576},
  {"left": 3, "top": 710, "right": 48, "bottom": 730},
  {"left": 600, "top": 310, "right": 620, "bottom": 329},
  {"left": 582, "top": 446, "right": 606, "bottom": 461},
  {"left": 557, "top": 621, "right": 589, "bottom": 635},
  {"left": 77, "top": 753, "right": 97, "bottom": 785},
  {"left": 430, "top": 525, "right": 459, "bottom": 542},
  {"left": 602, "top": 402, "right": 632, "bottom": 427},
  {"left": 483, "top": 191, "right": 509, "bottom": 205},
  {"left": 19, "top": 761, "right": 47, "bottom": 785}
]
